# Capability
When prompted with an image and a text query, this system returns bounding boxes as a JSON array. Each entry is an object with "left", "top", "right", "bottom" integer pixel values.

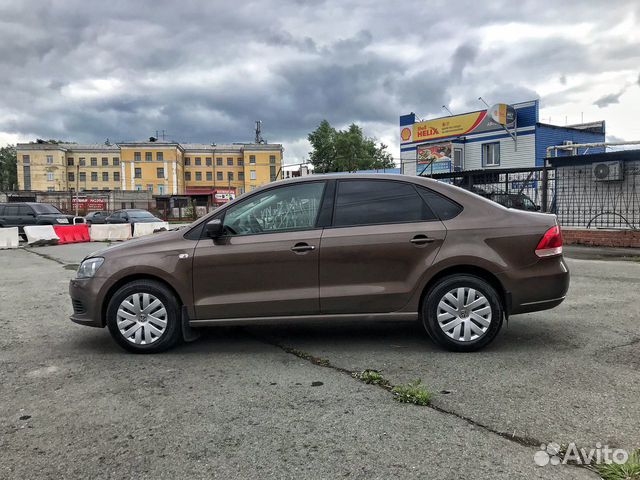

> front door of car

[
  {"left": 319, "top": 179, "right": 447, "bottom": 314},
  {"left": 19, "top": 206, "right": 37, "bottom": 226},
  {"left": 192, "top": 181, "right": 327, "bottom": 319}
]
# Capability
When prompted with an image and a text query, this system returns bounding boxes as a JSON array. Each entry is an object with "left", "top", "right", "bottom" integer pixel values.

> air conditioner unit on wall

[{"left": 592, "top": 161, "right": 624, "bottom": 181}]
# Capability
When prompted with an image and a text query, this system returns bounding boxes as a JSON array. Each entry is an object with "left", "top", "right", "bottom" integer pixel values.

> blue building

[{"left": 399, "top": 99, "right": 605, "bottom": 175}]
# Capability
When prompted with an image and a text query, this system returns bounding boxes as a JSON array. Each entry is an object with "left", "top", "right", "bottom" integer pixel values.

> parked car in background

[
  {"left": 70, "top": 174, "right": 569, "bottom": 354},
  {"left": 0, "top": 203, "right": 82, "bottom": 235},
  {"left": 474, "top": 190, "right": 540, "bottom": 212},
  {"left": 105, "top": 209, "right": 163, "bottom": 224},
  {"left": 85, "top": 211, "right": 110, "bottom": 225}
]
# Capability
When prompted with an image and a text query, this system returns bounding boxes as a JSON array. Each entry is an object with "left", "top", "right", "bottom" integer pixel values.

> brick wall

[{"left": 563, "top": 228, "right": 640, "bottom": 248}]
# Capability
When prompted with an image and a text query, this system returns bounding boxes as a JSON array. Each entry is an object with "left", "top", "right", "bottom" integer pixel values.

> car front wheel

[
  {"left": 106, "top": 279, "right": 181, "bottom": 353},
  {"left": 422, "top": 274, "right": 503, "bottom": 352}
]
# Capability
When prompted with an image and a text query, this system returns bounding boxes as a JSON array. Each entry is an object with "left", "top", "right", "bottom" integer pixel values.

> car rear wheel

[
  {"left": 422, "top": 274, "right": 503, "bottom": 352},
  {"left": 106, "top": 280, "right": 181, "bottom": 353}
]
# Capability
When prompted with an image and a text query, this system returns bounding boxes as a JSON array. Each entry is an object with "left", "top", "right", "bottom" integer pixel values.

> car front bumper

[{"left": 69, "top": 277, "right": 106, "bottom": 328}]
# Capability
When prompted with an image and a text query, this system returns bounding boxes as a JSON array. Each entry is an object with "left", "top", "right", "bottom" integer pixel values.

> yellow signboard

[{"left": 412, "top": 111, "right": 487, "bottom": 142}]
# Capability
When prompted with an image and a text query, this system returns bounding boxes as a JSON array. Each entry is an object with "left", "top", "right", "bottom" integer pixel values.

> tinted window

[
  {"left": 128, "top": 211, "right": 155, "bottom": 219},
  {"left": 224, "top": 182, "right": 325, "bottom": 236},
  {"left": 18, "top": 206, "right": 33, "bottom": 215},
  {"left": 416, "top": 187, "right": 463, "bottom": 220},
  {"left": 333, "top": 180, "right": 435, "bottom": 227},
  {"left": 31, "top": 204, "right": 61, "bottom": 214}
]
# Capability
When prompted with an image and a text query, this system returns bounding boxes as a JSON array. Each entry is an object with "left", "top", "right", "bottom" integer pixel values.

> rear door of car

[
  {"left": 3, "top": 205, "right": 20, "bottom": 226},
  {"left": 319, "top": 179, "right": 447, "bottom": 314}
]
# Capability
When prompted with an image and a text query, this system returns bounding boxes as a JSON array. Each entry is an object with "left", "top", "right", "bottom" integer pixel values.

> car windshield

[
  {"left": 31, "top": 204, "right": 62, "bottom": 214},
  {"left": 128, "top": 211, "right": 155, "bottom": 218}
]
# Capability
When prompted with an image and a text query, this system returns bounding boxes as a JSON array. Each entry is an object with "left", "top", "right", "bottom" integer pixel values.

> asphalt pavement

[{"left": 1, "top": 242, "right": 638, "bottom": 479}]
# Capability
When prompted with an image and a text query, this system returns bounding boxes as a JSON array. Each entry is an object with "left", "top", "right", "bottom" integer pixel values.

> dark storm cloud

[{"left": 0, "top": 0, "right": 638, "bottom": 157}]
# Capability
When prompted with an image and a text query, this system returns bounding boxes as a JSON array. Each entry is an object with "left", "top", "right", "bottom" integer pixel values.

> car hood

[{"left": 84, "top": 227, "right": 186, "bottom": 260}]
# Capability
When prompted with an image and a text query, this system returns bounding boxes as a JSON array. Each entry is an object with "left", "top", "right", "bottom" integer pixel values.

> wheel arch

[
  {"left": 419, "top": 265, "right": 509, "bottom": 316},
  {"left": 101, "top": 274, "right": 184, "bottom": 327}
]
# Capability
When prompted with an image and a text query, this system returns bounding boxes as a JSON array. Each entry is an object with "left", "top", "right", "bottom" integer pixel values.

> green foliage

[
  {"left": 353, "top": 369, "right": 388, "bottom": 386},
  {"left": 391, "top": 379, "right": 433, "bottom": 406},
  {"left": 0, "top": 144, "right": 17, "bottom": 191},
  {"left": 307, "top": 120, "right": 395, "bottom": 173},
  {"left": 596, "top": 449, "right": 640, "bottom": 480}
]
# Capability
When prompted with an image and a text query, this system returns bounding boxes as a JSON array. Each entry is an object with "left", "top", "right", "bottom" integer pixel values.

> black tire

[
  {"left": 422, "top": 274, "right": 503, "bottom": 352},
  {"left": 106, "top": 279, "right": 181, "bottom": 353}
]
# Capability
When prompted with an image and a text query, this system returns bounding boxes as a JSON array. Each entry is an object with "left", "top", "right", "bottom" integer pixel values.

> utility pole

[{"left": 75, "top": 164, "right": 80, "bottom": 216}]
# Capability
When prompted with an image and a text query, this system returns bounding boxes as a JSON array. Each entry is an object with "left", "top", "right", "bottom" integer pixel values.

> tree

[
  {"left": 307, "top": 120, "right": 395, "bottom": 173},
  {"left": 0, "top": 145, "right": 17, "bottom": 191}
]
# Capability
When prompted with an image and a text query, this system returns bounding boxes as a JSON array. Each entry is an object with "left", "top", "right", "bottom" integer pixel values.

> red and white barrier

[
  {"left": 53, "top": 224, "right": 91, "bottom": 244},
  {"left": 24, "top": 225, "right": 59, "bottom": 246},
  {"left": 89, "top": 224, "right": 132, "bottom": 242},
  {"left": 133, "top": 221, "right": 170, "bottom": 238},
  {"left": 0, "top": 227, "right": 19, "bottom": 249}
]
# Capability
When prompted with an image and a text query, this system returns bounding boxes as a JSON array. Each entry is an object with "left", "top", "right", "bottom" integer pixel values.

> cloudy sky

[{"left": 1, "top": 0, "right": 639, "bottom": 163}]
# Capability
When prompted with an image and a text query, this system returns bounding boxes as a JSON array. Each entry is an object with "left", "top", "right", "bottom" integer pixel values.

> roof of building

[
  {"left": 17, "top": 141, "right": 283, "bottom": 153},
  {"left": 537, "top": 120, "right": 605, "bottom": 134},
  {"left": 17, "top": 142, "right": 118, "bottom": 152},
  {"left": 181, "top": 143, "right": 283, "bottom": 153},
  {"left": 547, "top": 149, "right": 640, "bottom": 166}
]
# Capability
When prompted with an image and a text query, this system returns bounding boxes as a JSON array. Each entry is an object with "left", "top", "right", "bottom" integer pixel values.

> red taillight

[{"left": 535, "top": 225, "right": 563, "bottom": 258}]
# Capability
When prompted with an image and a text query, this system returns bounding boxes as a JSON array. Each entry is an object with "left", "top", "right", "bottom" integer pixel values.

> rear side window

[
  {"left": 333, "top": 180, "right": 436, "bottom": 227},
  {"left": 417, "top": 187, "right": 463, "bottom": 220},
  {"left": 5, "top": 205, "right": 19, "bottom": 216}
]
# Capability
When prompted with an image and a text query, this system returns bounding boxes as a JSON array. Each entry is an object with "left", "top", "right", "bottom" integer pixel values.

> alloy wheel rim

[
  {"left": 437, "top": 287, "right": 492, "bottom": 342},
  {"left": 116, "top": 293, "right": 167, "bottom": 345}
]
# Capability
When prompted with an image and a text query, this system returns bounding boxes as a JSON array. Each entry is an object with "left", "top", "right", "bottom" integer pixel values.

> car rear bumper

[{"left": 499, "top": 255, "right": 570, "bottom": 315}]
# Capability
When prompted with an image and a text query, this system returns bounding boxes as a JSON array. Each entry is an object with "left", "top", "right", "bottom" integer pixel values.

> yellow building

[{"left": 16, "top": 140, "right": 283, "bottom": 197}]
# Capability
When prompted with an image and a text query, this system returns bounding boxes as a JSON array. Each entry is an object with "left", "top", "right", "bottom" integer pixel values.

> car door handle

[
  {"left": 291, "top": 243, "right": 315, "bottom": 253},
  {"left": 410, "top": 235, "right": 435, "bottom": 245}
]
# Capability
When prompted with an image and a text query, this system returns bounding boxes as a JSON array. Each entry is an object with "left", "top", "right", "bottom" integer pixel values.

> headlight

[{"left": 77, "top": 257, "right": 104, "bottom": 278}]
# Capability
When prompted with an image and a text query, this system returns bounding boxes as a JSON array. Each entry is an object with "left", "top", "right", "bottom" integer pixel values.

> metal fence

[{"left": 428, "top": 162, "right": 640, "bottom": 230}]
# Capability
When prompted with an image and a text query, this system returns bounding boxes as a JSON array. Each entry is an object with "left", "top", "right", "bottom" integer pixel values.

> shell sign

[
  {"left": 400, "top": 127, "right": 412, "bottom": 142},
  {"left": 412, "top": 111, "right": 487, "bottom": 143}
]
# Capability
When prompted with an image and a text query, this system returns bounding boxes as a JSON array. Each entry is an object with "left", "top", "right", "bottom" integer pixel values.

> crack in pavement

[
  {"left": 22, "top": 248, "right": 68, "bottom": 266},
  {"left": 247, "top": 330, "right": 545, "bottom": 448}
]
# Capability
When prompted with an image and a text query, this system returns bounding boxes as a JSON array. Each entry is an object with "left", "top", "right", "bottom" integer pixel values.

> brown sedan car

[{"left": 69, "top": 174, "right": 569, "bottom": 353}]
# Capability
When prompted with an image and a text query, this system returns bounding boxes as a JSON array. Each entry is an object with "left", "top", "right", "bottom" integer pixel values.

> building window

[
  {"left": 195, "top": 172, "right": 202, "bottom": 181},
  {"left": 269, "top": 155, "right": 276, "bottom": 164},
  {"left": 227, "top": 172, "right": 234, "bottom": 181},
  {"left": 113, "top": 157, "right": 120, "bottom": 166},
  {"left": 91, "top": 172, "right": 98, "bottom": 181},
  {"left": 91, "top": 157, "right": 97, "bottom": 166},
  {"left": 249, "top": 155, "right": 256, "bottom": 164},
  {"left": 158, "top": 185, "right": 165, "bottom": 195},
  {"left": 102, "top": 172, "right": 109, "bottom": 181},
  {"left": 68, "top": 172, "right": 75, "bottom": 182},
  {"left": 147, "top": 184, "right": 154, "bottom": 192},
  {"left": 114, "top": 171, "right": 120, "bottom": 182},
  {"left": 46, "top": 155, "right": 53, "bottom": 164},
  {"left": 79, "top": 172, "right": 86, "bottom": 182},
  {"left": 237, "top": 158, "right": 243, "bottom": 166},
  {"left": 270, "top": 165, "right": 276, "bottom": 181},
  {"left": 79, "top": 157, "right": 85, "bottom": 166},
  {"left": 206, "top": 157, "right": 212, "bottom": 166},
  {"left": 206, "top": 171, "right": 212, "bottom": 181},
  {"left": 216, "top": 157, "right": 222, "bottom": 166},
  {"left": 48, "top": 186, "right": 55, "bottom": 192},
  {"left": 134, "top": 152, "right": 141, "bottom": 162},
  {"left": 145, "top": 152, "right": 152, "bottom": 162},
  {"left": 185, "top": 171, "right": 191, "bottom": 181},
  {"left": 135, "top": 184, "right": 142, "bottom": 191},
  {"left": 135, "top": 168, "right": 142, "bottom": 178},
  {"left": 250, "top": 170, "right": 256, "bottom": 180},
  {"left": 67, "top": 157, "right": 74, "bottom": 166},
  {"left": 22, "top": 155, "right": 30, "bottom": 164},
  {"left": 47, "top": 172, "right": 54, "bottom": 181},
  {"left": 185, "top": 157, "right": 191, "bottom": 166},
  {"left": 102, "top": 157, "right": 108, "bottom": 166},
  {"left": 157, "top": 152, "right": 163, "bottom": 161},
  {"left": 195, "top": 157, "right": 201, "bottom": 166},
  {"left": 157, "top": 167, "right": 164, "bottom": 179},
  {"left": 482, "top": 142, "right": 500, "bottom": 167},
  {"left": 227, "top": 157, "right": 233, "bottom": 166},
  {"left": 217, "top": 171, "right": 223, "bottom": 181},
  {"left": 238, "top": 171, "right": 245, "bottom": 181}
]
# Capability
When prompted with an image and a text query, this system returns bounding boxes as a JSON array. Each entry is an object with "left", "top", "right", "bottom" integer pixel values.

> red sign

[{"left": 72, "top": 197, "right": 107, "bottom": 211}]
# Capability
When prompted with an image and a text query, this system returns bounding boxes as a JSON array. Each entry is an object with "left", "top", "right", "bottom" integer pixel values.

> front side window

[
  {"left": 223, "top": 182, "right": 325, "bottom": 236},
  {"left": 483, "top": 142, "right": 500, "bottom": 167},
  {"left": 333, "top": 180, "right": 435, "bottom": 227}
]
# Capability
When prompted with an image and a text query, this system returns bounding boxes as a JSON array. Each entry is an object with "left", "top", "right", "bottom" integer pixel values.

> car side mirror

[
  {"left": 206, "top": 219, "right": 224, "bottom": 238},
  {"left": 535, "top": 205, "right": 541, "bottom": 211}
]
